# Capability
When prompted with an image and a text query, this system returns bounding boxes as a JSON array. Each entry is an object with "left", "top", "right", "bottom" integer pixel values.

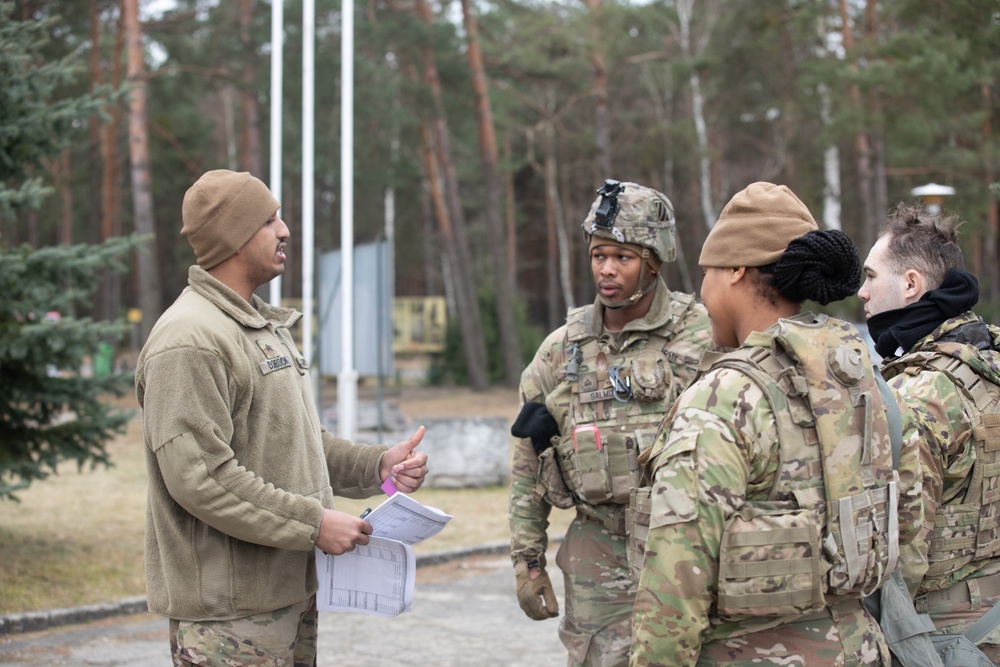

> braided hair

[{"left": 757, "top": 229, "right": 861, "bottom": 305}]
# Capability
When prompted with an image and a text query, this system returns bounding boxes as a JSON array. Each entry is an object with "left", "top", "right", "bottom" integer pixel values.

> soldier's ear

[{"left": 901, "top": 268, "right": 926, "bottom": 302}]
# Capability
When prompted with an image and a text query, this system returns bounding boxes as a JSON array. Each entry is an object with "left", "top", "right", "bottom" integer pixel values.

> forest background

[{"left": 4, "top": 0, "right": 1000, "bottom": 390}]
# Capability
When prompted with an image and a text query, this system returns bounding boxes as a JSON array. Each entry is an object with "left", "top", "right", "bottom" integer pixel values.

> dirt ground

[
  {"left": 392, "top": 385, "right": 520, "bottom": 420},
  {"left": 328, "top": 381, "right": 521, "bottom": 422}
]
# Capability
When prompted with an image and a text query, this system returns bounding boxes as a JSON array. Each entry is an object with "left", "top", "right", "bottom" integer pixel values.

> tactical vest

[
  {"left": 629, "top": 315, "right": 899, "bottom": 617},
  {"left": 543, "top": 294, "right": 700, "bottom": 520},
  {"left": 882, "top": 347, "right": 1000, "bottom": 581}
]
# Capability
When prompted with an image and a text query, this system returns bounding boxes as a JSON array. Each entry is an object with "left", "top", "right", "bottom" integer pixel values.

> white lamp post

[{"left": 911, "top": 182, "right": 955, "bottom": 216}]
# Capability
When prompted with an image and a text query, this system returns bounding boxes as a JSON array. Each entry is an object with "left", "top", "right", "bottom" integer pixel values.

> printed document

[{"left": 315, "top": 494, "right": 452, "bottom": 617}]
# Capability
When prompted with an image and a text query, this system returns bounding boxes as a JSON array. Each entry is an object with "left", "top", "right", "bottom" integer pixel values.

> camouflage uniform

[
  {"left": 882, "top": 311, "right": 1000, "bottom": 660},
  {"left": 169, "top": 597, "right": 317, "bottom": 666},
  {"left": 631, "top": 314, "right": 894, "bottom": 667},
  {"left": 510, "top": 276, "right": 713, "bottom": 667}
]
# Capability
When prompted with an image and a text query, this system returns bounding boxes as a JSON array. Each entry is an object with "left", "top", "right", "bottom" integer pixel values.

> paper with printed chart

[{"left": 315, "top": 494, "right": 452, "bottom": 617}]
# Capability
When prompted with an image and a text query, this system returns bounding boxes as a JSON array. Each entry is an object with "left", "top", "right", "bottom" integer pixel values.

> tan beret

[{"left": 699, "top": 182, "right": 818, "bottom": 268}]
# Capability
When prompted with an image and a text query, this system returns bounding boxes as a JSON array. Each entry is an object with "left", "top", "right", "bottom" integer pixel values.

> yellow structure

[{"left": 393, "top": 296, "right": 447, "bottom": 353}]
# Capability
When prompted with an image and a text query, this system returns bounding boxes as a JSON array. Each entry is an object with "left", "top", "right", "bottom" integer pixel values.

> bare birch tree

[{"left": 675, "top": 0, "right": 718, "bottom": 230}]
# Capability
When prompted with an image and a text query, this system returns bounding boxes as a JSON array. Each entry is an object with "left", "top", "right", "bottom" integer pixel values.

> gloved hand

[
  {"left": 514, "top": 557, "right": 559, "bottom": 620},
  {"left": 511, "top": 402, "right": 560, "bottom": 456}
]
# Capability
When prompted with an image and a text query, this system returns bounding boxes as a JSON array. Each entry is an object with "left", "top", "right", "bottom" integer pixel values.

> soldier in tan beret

[
  {"left": 631, "top": 182, "right": 899, "bottom": 666},
  {"left": 136, "top": 170, "right": 429, "bottom": 666}
]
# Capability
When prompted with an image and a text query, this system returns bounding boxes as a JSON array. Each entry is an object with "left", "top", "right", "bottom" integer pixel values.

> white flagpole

[
  {"left": 269, "top": 0, "right": 283, "bottom": 306},
  {"left": 338, "top": 0, "right": 358, "bottom": 439}
]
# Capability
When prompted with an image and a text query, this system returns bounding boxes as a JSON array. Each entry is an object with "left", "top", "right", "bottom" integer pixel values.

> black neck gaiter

[{"left": 866, "top": 268, "right": 979, "bottom": 358}]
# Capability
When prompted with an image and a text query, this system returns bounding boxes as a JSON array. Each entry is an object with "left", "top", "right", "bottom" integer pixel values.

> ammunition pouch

[{"left": 534, "top": 437, "right": 575, "bottom": 510}]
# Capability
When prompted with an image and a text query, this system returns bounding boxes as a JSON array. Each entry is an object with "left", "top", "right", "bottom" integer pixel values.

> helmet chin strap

[{"left": 598, "top": 250, "right": 659, "bottom": 310}]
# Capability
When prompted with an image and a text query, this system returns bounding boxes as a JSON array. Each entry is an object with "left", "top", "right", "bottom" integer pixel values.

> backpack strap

[
  {"left": 874, "top": 359, "right": 1000, "bottom": 661},
  {"left": 874, "top": 367, "right": 902, "bottom": 471},
  {"left": 867, "top": 364, "right": 945, "bottom": 666},
  {"left": 963, "top": 594, "right": 1000, "bottom": 645}
]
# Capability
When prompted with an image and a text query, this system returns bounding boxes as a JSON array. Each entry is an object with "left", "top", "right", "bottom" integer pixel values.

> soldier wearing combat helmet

[
  {"left": 508, "top": 179, "right": 713, "bottom": 667},
  {"left": 583, "top": 179, "right": 677, "bottom": 308}
]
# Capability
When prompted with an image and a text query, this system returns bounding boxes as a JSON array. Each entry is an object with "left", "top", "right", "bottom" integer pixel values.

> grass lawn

[{"left": 0, "top": 390, "right": 573, "bottom": 615}]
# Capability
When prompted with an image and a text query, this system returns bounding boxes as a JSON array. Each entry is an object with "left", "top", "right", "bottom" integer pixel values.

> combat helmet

[
  {"left": 582, "top": 179, "right": 676, "bottom": 265},
  {"left": 583, "top": 179, "right": 676, "bottom": 308}
]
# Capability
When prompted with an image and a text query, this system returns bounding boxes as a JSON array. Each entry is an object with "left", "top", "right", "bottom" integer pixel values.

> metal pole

[
  {"left": 338, "top": 0, "right": 358, "bottom": 440},
  {"left": 302, "top": 0, "right": 315, "bottom": 364},
  {"left": 269, "top": 0, "right": 283, "bottom": 306}
]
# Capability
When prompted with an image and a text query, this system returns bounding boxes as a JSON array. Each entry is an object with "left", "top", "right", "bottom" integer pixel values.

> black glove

[{"left": 511, "top": 402, "right": 560, "bottom": 456}]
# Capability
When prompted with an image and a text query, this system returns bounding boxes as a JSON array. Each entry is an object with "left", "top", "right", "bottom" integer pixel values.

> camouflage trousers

[
  {"left": 693, "top": 601, "right": 890, "bottom": 666},
  {"left": 169, "top": 596, "right": 318, "bottom": 667},
  {"left": 556, "top": 510, "right": 635, "bottom": 667}
]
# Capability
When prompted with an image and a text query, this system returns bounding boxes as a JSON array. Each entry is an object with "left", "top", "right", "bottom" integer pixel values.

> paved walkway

[{"left": 0, "top": 550, "right": 567, "bottom": 667}]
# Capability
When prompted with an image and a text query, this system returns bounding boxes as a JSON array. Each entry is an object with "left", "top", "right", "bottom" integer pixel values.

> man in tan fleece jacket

[{"left": 136, "top": 169, "right": 428, "bottom": 667}]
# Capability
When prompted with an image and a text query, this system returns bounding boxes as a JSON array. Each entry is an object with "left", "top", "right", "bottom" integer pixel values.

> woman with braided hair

[{"left": 630, "top": 182, "right": 903, "bottom": 666}]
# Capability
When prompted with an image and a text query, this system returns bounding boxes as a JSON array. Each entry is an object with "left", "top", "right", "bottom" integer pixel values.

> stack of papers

[{"left": 315, "top": 493, "right": 452, "bottom": 617}]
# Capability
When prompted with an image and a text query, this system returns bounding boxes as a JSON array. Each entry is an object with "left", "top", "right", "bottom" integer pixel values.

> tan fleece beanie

[
  {"left": 699, "top": 182, "right": 818, "bottom": 268},
  {"left": 181, "top": 170, "right": 281, "bottom": 270}
]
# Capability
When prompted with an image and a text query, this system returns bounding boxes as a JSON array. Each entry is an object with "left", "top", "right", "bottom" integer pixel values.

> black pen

[{"left": 359, "top": 508, "right": 372, "bottom": 519}]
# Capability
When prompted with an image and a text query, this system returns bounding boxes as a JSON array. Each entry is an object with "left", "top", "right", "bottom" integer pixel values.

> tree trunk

[
  {"left": 89, "top": 0, "right": 115, "bottom": 322},
  {"left": 984, "top": 82, "right": 999, "bottom": 301},
  {"left": 103, "top": 11, "right": 126, "bottom": 324},
  {"left": 419, "top": 122, "right": 487, "bottom": 388},
  {"left": 413, "top": 0, "right": 488, "bottom": 390},
  {"left": 239, "top": 0, "right": 262, "bottom": 175},
  {"left": 676, "top": 0, "right": 716, "bottom": 230},
  {"left": 543, "top": 119, "right": 573, "bottom": 324},
  {"left": 503, "top": 131, "right": 517, "bottom": 283},
  {"left": 460, "top": 0, "right": 522, "bottom": 386},
  {"left": 54, "top": 149, "right": 73, "bottom": 245},
  {"left": 87, "top": 0, "right": 102, "bottom": 248},
  {"left": 584, "top": 0, "right": 611, "bottom": 178},
  {"left": 124, "top": 0, "right": 160, "bottom": 344},
  {"left": 865, "top": 0, "right": 888, "bottom": 225},
  {"left": 543, "top": 145, "right": 561, "bottom": 331},
  {"left": 818, "top": 82, "right": 842, "bottom": 231},
  {"left": 839, "top": 0, "right": 877, "bottom": 252}
]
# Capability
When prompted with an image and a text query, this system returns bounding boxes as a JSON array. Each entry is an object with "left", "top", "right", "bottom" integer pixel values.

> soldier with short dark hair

[
  {"left": 137, "top": 169, "right": 429, "bottom": 666},
  {"left": 508, "top": 179, "right": 714, "bottom": 667},
  {"left": 631, "top": 182, "right": 897, "bottom": 666},
  {"left": 859, "top": 202, "right": 1000, "bottom": 660}
]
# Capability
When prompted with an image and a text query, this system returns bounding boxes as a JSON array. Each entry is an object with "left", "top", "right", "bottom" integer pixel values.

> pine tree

[
  {"left": 0, "top": 3, "right": 136, "bottom": 500},
  {"left": 0, "top": 239, "right": 139, "bottom": 500}
]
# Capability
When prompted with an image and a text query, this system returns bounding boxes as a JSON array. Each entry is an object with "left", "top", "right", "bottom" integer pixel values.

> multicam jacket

[
  {"left": 882, "top": 311, "right": 1000, "bottom": 599},
  {"left": 508, "top": 277, "right": 712, "bottom": 566},
  {"left": 631, "top": 314, "right": 894, "bottom": 667}
]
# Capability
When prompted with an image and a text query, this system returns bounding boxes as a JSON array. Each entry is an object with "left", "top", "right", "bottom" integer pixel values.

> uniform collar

[{"left": 188, "top": 265, "right": 302, "bottom": 330}]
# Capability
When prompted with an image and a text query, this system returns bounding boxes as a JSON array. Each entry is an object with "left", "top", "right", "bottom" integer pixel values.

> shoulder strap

[
  {"left": 565, "top": 305, "right": 593, "bottom": 343},
  {"left": 963, "top": 593, "right": 1000, "bottom": 644},
  {"left": 874, "top": 367, "right": 902, "bottom": 471},
  {"left": 878, "top": 569, "right": 945, "bottom": 667}
]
